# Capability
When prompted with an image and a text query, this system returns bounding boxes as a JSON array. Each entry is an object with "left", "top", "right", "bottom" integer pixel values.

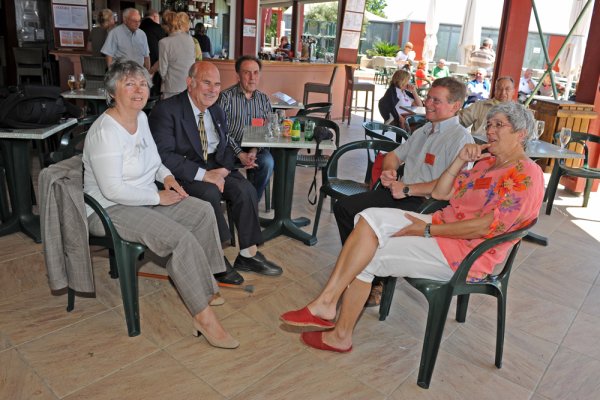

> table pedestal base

[
  {"left": 0, "top": 140, "right": 42, "bottom": 243},
  {"left": 259, "top": 147, "right": 317, "bottom": 246},
  {"left": 523, "top": 232, "right": 548, "bottom": 246}
]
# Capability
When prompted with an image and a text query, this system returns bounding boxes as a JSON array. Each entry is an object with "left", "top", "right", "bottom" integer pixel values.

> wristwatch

[
  {"left": 403, "top": 185, "right": 410, "bottom": 197},
  {"left": 424, "top": 223, "right": 432, "bottom": 238}
]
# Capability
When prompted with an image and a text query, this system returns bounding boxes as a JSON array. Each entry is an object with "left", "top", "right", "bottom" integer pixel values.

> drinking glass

[
  {"left": 276, "top": 109, "right": 286, "bottom": 123},
  {"left": 78, "top": 73, "right": 86, "bottom": 90},
  {"left": 304, "top": 120, "right": 315, "bottom": 141},
  {"left": 559, "top": 127, "right": 571, "bottom": 152},
  {"left": 267, "top": 112, "right": 279, "bottom": 140},
  {"left": 67, "top": 75, "right": 76, "bottom": 93},
  {"left": 532, "top": 120, "right": 544, "bottom": 142}
]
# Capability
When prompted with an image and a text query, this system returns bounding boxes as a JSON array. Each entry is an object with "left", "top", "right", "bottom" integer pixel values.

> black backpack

[{"left": 0, "top": 85, "right": 78, "bottom": 129}]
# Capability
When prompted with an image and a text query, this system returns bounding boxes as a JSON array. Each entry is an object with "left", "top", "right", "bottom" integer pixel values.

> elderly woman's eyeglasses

[{"left": 486, "top": 121, "right": 512, "bottom": 131}]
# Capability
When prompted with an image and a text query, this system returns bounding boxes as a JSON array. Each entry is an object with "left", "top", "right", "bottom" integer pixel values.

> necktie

[{"left": 198, "top": 111, "right": 208, "bottom": 160}]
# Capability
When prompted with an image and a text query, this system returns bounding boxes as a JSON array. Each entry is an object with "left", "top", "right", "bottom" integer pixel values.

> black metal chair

[
  {"left": 378, "top": 217, "right": 537, "bottom": 389},
  {"left": 13, "top": 47, "right": 48, "bottom": 85},
  {"left": 294, "top": 116, "right": 340, "bottom": 170},
  {"left": 303, "top": 66, "right": 338, "bottom": 105},
  {"left": 311, "top": 139, "right": 400, "bottom": 238},
  {"left": 295, "top": 102, "right": 332, "bottom": 119},
  {"left": 80, "top": 56, "right": 108, "bottom": 90},
  {"left": 544, "top": 131, "right": 600, "bottom": 215}
]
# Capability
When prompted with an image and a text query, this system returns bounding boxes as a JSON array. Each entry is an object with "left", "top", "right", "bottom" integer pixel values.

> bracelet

[{"left": 446, "top": 170, "right": 457, "bottom": 177}]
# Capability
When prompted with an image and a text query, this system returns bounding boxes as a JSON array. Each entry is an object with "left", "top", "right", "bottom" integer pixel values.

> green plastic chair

[
  {"left": 66, "top": 193, "right": 146, "bottom": 337},
  {"left": 544, "top": 131, "right": 600, "bottom": 215},
  {"left": 311, "top": 139, "right": 400, "bottom": 239},
  {"left": 379, "top": 218, "right": 537, "bottom": 389}
]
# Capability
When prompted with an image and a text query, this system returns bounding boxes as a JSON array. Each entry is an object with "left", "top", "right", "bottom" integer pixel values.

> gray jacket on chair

[{"left": 39, "top": 155, "right": 93, "bottom": 292}]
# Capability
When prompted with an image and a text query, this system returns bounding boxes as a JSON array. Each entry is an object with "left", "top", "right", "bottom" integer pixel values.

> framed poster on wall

[{"left": 52, "top": 0, "right": 89, "bottom": 49}]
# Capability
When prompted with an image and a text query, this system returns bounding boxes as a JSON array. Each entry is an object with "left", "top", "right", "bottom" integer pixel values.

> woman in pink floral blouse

[{"left": 280, "top": 102, "right": 544, "bottom": 353}]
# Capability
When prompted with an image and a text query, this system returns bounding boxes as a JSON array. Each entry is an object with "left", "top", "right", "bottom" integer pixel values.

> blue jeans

[{"left": 246, "top": 148, "right": 274, "bottom": 201}]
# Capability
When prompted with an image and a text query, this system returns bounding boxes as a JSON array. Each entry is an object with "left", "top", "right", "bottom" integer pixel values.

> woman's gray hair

[
  {"left": 104, "top": 60, "right": 152, "bottom": 107},
  {"left": 486, "top": 102, "right": 535, "bottom": 147}
]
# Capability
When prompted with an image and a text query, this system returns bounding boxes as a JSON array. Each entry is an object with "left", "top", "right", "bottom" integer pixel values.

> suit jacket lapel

[{"left": 180, "top": 92, "right": 204, "bottom": 160}]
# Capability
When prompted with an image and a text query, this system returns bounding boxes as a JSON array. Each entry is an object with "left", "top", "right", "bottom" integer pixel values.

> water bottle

[{"left": 291, "top": 120, "right": 301, "bottom": 141}]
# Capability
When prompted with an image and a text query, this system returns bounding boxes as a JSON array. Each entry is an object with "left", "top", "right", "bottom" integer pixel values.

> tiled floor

[{"left": 2, "top": 94, "right": 600, "bottom": 399}]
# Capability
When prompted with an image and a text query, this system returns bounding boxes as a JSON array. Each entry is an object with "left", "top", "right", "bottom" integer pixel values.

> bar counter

[{"left": 212, "top": 60, "right": 348, "bottom": 120}]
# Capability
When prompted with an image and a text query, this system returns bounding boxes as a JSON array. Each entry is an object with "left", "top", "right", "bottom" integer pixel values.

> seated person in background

[
  {"left": 337, "top": 77, "right": 474, "bottom": 306},
  {"left": 519, "top": 68, "right": 536, "bottom": 96},
  {"left": 280, "top": 102, "right": 544, "bottom": 353},
  {"left": 275, "top": 36, "right": 292, "bottom": 56},
  {"left": 218, "top": 55, "right": 274, "bottom": 201},
  {"left": 459, "top": 76, "right": 515, "bottom": 134},
  {"left": 149, "top": 61, "right": 283, "bottom": 284},
  {"left": 538, "top": 73, "right": 564, "bottom": 97},
  {"left": 465, "top": 68, "right": 491, "bottom": 105},
  {"left": 83, "top": 60, "right": 238, "bottom": 349},
  {"left": 432, "top": 59, "right": 450, "bottom": 79},
  {"left": 415, "top": 60, "right": 433, "bottom": 88},
  {"left": 395, "top": 42, "right": 416, "bottom": 68},
  {"left": 378, "top": 69, "right": 424, "bottom": 128},
  {"left": 468, "top": 38, "right": 496, "bottom": 71}
]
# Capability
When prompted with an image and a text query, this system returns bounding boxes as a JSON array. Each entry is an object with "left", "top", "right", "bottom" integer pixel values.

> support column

[
  {"left": 493, "top": 0, "right": 532, "bottom": 99},
  {"left": 290, "top": 1, "right": 304, "bottom": 56},
  {"left": 334, "top": 0, "right": 366, "bottom": 64},
  {"left": 234, "top": 0, "right": 259, "bottom": 58}
]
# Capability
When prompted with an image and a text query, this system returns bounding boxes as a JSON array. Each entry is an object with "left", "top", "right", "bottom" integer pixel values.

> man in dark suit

[{"left": 149, "top": 61, "right": 282, "bottom": 285}]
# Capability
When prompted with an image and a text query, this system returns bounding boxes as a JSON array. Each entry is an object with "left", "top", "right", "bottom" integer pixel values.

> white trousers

[{"left": 355, "top": 208, "right": 455, "bottom": 283}]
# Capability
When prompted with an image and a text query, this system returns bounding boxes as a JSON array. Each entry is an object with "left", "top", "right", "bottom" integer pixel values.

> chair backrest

[
  {"left": 553, "top": 130, "right": 598, "bottom": 168},
  {"left": 13, "top": 47, "right": 44, "bottom": 66},
  {"left": 50, "top": 116, "right": 97, "bottom": 163},
  {"left": 292, "top": 115, "right": 340, "bottom": 148},
  {"left": 328, "top": 66, "right": 339, "bottom": 86},
  {"left": 295, "top": 102, "right": 332, "bottom": 119},
  {"left": 80, "top": 56, "right": 108, "bottom": 78},
  {"left": 363, "top": 121, "right": 409, "bottom": 143},
  {"left": 323, "top": 139, "right": 400, "bottom": 182}
]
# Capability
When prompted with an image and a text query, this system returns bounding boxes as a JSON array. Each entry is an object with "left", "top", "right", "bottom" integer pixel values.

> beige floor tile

[
  {"left": 64, "top": 351, "right": 223, "bottom": 400},
  {"left": 0, "top": 285, "right": 107, "bottom": 346},
  {"left": 18, "top": 311, "right": 158, "bottom": 398},
  {"left": 537, "top": 347, "right": 600, "bottom": 400},
  {"left": 580, "top": 284, "right": 600, "bottom": 318},
  {"left": 304, "top": 313, "right": 422, "bottom": 396},
  {"left": 0, "top": 349, "right": 57, "bottom": 400},
  {"left": 166, "top": 312, "right": 303, "bottom": 398},
  {"left": 561, "top": 311, "right": 600, "bottom": 361},
  {"left": 476, "top": 288, "right": 577, "bottom": 344},
  {"left": 390, "top": 348, "right": 532, "bottom": 399},
  {"left": 0, "top": 253, "right": 50, "bottom": 301},
  {"left": 0, "top": 233, "right": 43, "bottom": 263},
  {"left": 0, "top": 331, "right": 11, "bottom": 351},
  {"left": 442, "top": 313, "right": 558, "bottom": 391},
  {"left": 509, "top": 261, "right": 592, "bottom": 310},
  {"left": 230, "top": 351, "right": 385, "bottom": 400}
]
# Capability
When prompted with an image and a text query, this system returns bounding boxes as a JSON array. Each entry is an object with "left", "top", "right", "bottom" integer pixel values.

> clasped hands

[
  {"left": 380, "top": 169, "right": 409, "bottom": 200},
  {"left": 238, "top": 149, "right": 258, "bottom": 169},
  {"left": 159, "top": 175, "right": 189, "bottom": 205}
]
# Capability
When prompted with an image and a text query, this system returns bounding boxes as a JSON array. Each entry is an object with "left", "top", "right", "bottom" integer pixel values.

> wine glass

[
  {"left": 559, "top": 127, "right": 571, "bottom": 152},
  {"left": 532, "top": 120, "right": 544, "bottom": 142},
  {"left": 78, "top": 73, "right": 86, "bottom": 90},
  {"left": 67, "top": 75, "right": 76, "bottom": 93}
]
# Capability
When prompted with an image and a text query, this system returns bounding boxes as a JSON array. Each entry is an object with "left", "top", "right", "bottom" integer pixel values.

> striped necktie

[{"left": 198, "top": 111, "right": 208, "bottom": 160}]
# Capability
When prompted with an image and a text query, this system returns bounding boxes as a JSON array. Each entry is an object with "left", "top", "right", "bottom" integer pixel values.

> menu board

[{"left": 51, "top": 0, "right": 89, "bottom": 49}]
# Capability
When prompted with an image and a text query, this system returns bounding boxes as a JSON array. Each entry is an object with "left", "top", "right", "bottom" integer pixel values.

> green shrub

[{"left": 366, "top": 41, "right": 400, "bottom": 58}]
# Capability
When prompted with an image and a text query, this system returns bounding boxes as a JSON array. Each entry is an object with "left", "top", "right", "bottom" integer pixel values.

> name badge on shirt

[
  {"left": 251, "top": 118, "right": 264, "bottom": 127},
  {"left": 474, "top": 177, "right": 492, "bottom": 190},
  {"left": 424, "top": 153, "right": 435, "bottom": 166}
]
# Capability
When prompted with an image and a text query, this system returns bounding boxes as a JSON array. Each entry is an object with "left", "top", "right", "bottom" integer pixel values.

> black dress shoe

[
  {"left": 214, "top": 257, "right": 244, "bottom": 285},
  {"left": 234, "top": 252, "right": 283, "bottom": 276}
]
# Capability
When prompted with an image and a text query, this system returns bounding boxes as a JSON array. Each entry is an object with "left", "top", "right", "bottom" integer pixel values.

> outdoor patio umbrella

[
  {"left": 422, "top": 0, "right": 439, "bottom": 63},
  {"left": 457, "top": 0, "right": 482, "bottom": 65},
  {"left": 558, "top": 0, "right": 592, "bottom": 99}
]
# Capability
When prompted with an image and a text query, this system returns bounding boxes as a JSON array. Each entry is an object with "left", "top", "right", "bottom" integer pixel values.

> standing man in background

[
  {"left": 140, "top": 9, "right": 166, "bottom": 97},
  {"left": 101, "top": 8, "right": 150, "bottom": 70}
]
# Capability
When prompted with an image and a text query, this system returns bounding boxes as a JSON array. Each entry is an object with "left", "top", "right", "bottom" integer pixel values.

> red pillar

[
  {"left": 234, "top": 0, "right": 259, "bottom": 58},
  {"left": 493, "top": 0, "right": 532, "bottom": 99},
  {"left": 575, "top": 0, "right": 600, "bottom": 170}
]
